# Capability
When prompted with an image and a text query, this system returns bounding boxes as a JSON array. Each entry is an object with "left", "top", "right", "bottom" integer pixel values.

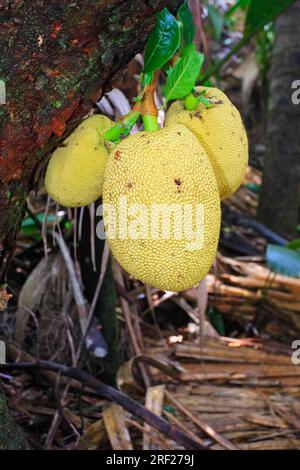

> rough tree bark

[
  {"left": 0, "top": 389, "right": 31, "bottom": 449},
  {"left": 0, "top": 0, "right": 183, "bottom": 283},
  {"left": 0, "top": 0, "right": 182, "bottom": 448},
  {"left": 258, "top": 0, "right": 300, "bottom": 238}
]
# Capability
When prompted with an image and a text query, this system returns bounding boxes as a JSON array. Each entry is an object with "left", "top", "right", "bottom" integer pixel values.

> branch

[{"left": 0, "top": 360, "right": 207, "bottom": 450}]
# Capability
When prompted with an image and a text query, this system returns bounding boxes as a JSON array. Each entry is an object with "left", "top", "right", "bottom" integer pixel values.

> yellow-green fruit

[
  {"left": 165, "top": 87, "right": 248, "bottom": 200},
  {"left": 102, "top": 125, "right": 221, "bottom": 292},
  {"left": 45, "top": 114, "right": 113, "bottom": 207}
]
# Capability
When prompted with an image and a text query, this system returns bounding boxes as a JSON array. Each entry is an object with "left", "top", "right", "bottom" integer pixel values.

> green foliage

[
  {"left": 141, "top": 71, "right": 154, "bottom": 87},
  {"left": 244, "top": 0, "right": 296, "bottom": 36},
  {"left": 286, "top": 238, "right": 300, "bottom": 251},
  {"left": 224, "top": 0, "right": 251, "bottom": 18},
  {"left": 197, "top": 93, "right": 212, "bottom": 108},
  {"left": 207, "top": 308, "right": 225, "bottom": 336},
  {"left": 207, "top": 4, "right": 224, "bottom": 41},
  {"left": 178, "top": 0, "right": 195, "bottom": 45},
  {"left": 165, "top": 44, "right": 204, "bottom": 102},
  {"left": 144, "top": 8, "right": 180, "bottom": 73},
  {"left": 203, "top": 0, "right": 297, "bottom": 81},
  {"left": 266, "top": 245, "right": 300, "bottom": 277},
  {"left": 256, "top": 22, "right": 275, "bottom": 82}
]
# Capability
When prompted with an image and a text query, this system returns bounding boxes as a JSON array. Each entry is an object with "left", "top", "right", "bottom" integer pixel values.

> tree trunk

[
  {"left": 0, "top": 0, "right": 183, "bottom": 283},
  {"left": 258, "top": 0, "right": 300, "bottom": 238},
  {"left": 0, "top": 0, "right": 183, "bottom": 448}
]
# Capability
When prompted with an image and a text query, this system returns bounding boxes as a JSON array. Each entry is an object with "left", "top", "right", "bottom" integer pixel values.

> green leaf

[
  {"left": 245, "top": 182, "right": 261, "bottom": 192},
  {"left": 266, "top": 244, "right": 300, "bottom": 278},
  {"left": 144, "top": 8, "right": 180, "bottom": 73},
  {"left": 202, "top": 0, "right": 296, "bottom": 82},
  {"left": 207, "top": 4, "right": 224, "bottom": 41},
  {"left": 207, "top": 308, "right": 225, "bottom": 336},
  {"left": 162, "top": 62, "right": 171, "bottom": 74},
  {"left": 21, "top": 213, "right": 57, "bottom": 228},
  {"left": 165, "top": 44, "right": 203, "bottom": 102},
  {"left": 141, "top": 71, "right": 154, "bottom": 87},
  {"left": 286, "top": 238, "right": 300, "bottom": 251},
  {"left": 244, "top": 0, "right": 296, "bottom": 37},
  {"left": 197, "top": 94, "right": 212, "bottom": 108},
  {"left": 225, "top": 0, "right": 251, "bottom": 18},
  {"left": 178, "top": 0, "right": 195, "bottom": 45}
]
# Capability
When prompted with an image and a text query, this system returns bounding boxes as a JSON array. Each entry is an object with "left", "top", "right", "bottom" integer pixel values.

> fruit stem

[
  {"left": 134, "top": 70, "right": 159, "bottom": 132},
  {"left": 142, "top": 114, "right": 159, "bottom": 132},
  {"left": 104, "top": 110, "right": 140, "bottom": 142},
  {"left": 183, "top": 92, "right": 199, "bottom": 111}
]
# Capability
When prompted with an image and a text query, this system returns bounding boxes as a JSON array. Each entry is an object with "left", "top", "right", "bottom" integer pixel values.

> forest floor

[{"left": 1, "top": 163, "right": 300, "bottom": 450}]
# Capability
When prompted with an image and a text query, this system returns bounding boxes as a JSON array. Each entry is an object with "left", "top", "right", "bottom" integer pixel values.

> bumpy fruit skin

[
  {"left": 45, "top": 115, "right": 113, "bottom": 207},
  {"left": 103, "top": 125, "right": 221, "bottom": 292},
  {"left": 165, "top": 87, "right": 249, "bottom": 200}
]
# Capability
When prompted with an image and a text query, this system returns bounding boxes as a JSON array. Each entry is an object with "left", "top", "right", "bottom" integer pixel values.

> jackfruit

[
  {"left": 102, "top": 125, "right": 221, "bottom": 292},
  {"left": 45, "top": 114, "right": 113, "bottom": 207},
  {"left": 165, "top": 86, "right": 248, "bottom": 200}
]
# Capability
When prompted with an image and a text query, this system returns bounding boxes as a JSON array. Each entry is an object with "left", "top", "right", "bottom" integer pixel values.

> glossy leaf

[
  {"left": 141, "top": 71, "right": 154, "bottom": 87},
  {"left": 178, "top": 0, "right": 195, "bottom": 45},
  {"left": 244, "top": 0, "right": 296, "bottom": 36},
  {"left": 266, "top": 244, "right": 300, "bottom": 278},
  {"left": 165, "top": 44, "right": 203, "bottom": 102},
  {"left": 144, "top": 8, "right": 180, "bottom": 73}
]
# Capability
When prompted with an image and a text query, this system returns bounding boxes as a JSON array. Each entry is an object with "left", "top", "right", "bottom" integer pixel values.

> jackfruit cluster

[{"left": 44, "top": 88, "right": 248, "bottom": 292}]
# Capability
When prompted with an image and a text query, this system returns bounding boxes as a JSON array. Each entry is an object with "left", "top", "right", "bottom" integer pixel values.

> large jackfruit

[
  {"left": 165, "top": 87, "right": 248, "bottom": 200},
  {"left": 102, "top": 125, "right": 221, "bottom": 292},
  {"left": 45, "top": 115, "right": 113, "bottom": 207}
]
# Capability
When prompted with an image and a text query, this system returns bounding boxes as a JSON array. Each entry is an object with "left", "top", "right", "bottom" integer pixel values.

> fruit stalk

[
  {"left": 104, "top": 110, "right": 140, "bottom": 143},
  {"left": 142, "top": 114, "right": 159, "bottom": 132},
  {"left": 134, "top": 71, "right": 160, "bottom": 132},
  {"left": 183, "top": 92, "right": 199, "bottom": 110}
]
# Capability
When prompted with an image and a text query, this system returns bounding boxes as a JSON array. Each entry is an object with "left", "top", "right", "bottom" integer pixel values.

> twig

[
  {"left": 165, "top": 390, "right": 239, "bottom": 450},
  {"left": 78, "top": 206, "right": 85, "bottom": 241},
  {"left": 127, "top": 418, "right": 172, "bottom": 450},
  {"left": 75, "top": 240, "right": 110, "bottom": 360},
  {"left": 41, "top": 195, "right": 51, "bottom": 259},
  {"left": 113, "top": 261, "right": 150, "bottom": 388},
  {"left": 89, "top": 203, "right": 97, "bottom": 272},
  {"left": 73, "top": 207, "right": 78, "bottom": 264},
  {"left": 197, "top": 278, "right": 208, "bottom": 348},
  {"left": 163, "top": 409, "right": 208, "bottom": 449},
  {"left": 89, "top": 240, "right": 110, "bottom": 319},
  {"left": 54, "top": 232, "right": 108, "bottom": 359},
  {"left": 0, "top": 360, "right": 206, "bottom": 450}
]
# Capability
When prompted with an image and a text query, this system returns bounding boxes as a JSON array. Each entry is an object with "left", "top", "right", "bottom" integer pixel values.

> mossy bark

[
  {"left": 0, "top": 0, "right": 183, "bottom": 282},
  {"left": 0, "top": 389, "right": 31, "bottom": 449},
  {"left": 258, "top": 0, "right": 300, "bottom": 237}
]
